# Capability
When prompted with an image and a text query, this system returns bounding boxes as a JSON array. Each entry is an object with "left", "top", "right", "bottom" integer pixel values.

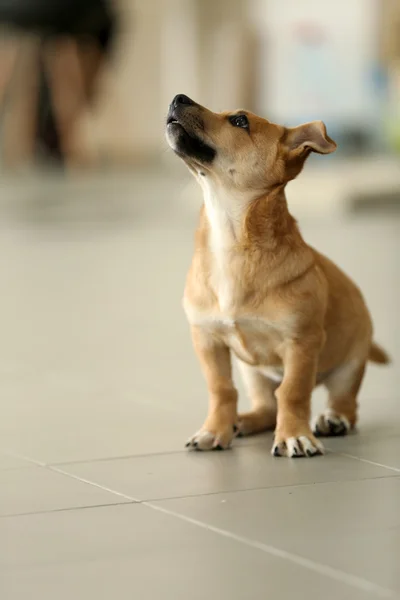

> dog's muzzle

[{"left": 166, "top": 94, "right": 215, "bottom": 164}]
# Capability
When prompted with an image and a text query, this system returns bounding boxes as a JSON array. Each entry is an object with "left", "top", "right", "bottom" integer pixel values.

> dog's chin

[{"left": 166, "top": 122, "right": 215, "bottom": 165}]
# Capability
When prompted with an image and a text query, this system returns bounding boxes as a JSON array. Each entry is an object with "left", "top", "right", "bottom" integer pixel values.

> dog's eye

[{"left": 229, "top": 114, "right": 249, "bottom": 129}]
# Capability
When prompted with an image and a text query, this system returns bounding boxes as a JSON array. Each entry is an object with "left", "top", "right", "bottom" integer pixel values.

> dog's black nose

[{"left": 172, "top": 94, "right": 194, "bottom": 108}]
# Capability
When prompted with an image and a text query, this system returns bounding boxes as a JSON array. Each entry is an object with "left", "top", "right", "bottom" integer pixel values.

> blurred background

[
  {"left": 0, "top": 1, "right": 399, "bottom": 165},
  {"left": 0, "top": 0, "right": 399, "bottom": 211},
  {"left": 0, "top": 2, "right": 399, "bottom": 598}
]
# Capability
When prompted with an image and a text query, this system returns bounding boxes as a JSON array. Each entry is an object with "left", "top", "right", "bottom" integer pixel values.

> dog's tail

[{"left": 369, "top": 342, "right": 391, "bottom": 365}]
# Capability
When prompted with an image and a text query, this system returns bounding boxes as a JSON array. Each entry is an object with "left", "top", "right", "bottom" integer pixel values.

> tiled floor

[{"left": 0, "top": 171, "right": 399, "bottom": 599}]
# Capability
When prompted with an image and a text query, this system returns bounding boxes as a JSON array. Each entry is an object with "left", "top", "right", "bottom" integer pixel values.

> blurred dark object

[
  {"left": 36, "top": 58, "right": 61, "bottom": 162},
  {"left": 0, "top": 0, "right": 116, "bottom": 168},
  {"left": 351, "top": 190, "right": 400, "bottom": 214},
  {"left": 0, "top": 0, "right": 114, "bottom": 39},
  {"left": 340, "top": 128, "right": 374, "bottom": 156}
]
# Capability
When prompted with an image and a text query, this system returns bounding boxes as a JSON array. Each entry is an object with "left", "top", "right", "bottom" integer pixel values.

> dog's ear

[{"left": 285, "top": 121, "right": 337, "bottom": 156}]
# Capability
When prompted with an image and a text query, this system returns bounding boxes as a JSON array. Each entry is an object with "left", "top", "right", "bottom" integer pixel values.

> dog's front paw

[
  {"left": 186, "top": 425, "right": 235, "bottom": 451},
  {"left": 272, "top": 430, "right": 324, "bottom": 458},
  {"left": 313, "top": 411, "right": 351, "bottom": 437}
]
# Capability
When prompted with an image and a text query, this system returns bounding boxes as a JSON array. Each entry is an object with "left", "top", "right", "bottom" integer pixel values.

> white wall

[{"left": 249, "top": 0, "right": 381, "bottom": 127}]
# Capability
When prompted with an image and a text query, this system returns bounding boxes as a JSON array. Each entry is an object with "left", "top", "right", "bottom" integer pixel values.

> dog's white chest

[
  {"left": 208, "top": 238, "right": 239, "bottom": 314},
  {"left": 211, "top": 271, "right": 238, "bottom": 314},
  {"left": 202, "top": 183, "right": 248, "bottom": 313},
  {"left": 184, "top": 303, "right": 283, "bottom": 368}
]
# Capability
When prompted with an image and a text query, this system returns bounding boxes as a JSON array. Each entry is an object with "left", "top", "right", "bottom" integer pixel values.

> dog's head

[{"left": 166, "top": 94, "right": 336, "bottom": 193}]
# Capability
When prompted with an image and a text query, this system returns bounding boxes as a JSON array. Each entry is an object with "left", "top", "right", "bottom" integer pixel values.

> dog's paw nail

[
  {"left": 328, "top": 418, "right": 347, "bottom": 436},
  {"left": 313, "top": 413, "right": 351, "bottom": 438}
]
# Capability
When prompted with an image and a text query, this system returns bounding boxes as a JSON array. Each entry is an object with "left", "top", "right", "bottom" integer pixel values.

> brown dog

[{"left": 166, "top": 94, "right": 390, "bottom": 458}]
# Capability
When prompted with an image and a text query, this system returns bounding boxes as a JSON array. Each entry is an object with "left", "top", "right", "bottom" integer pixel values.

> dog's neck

[
  {"left": 201, "top": 178, "right": 251, "bottom": 247},
  {"left": 198, "top": 178, "right": 309, "bottom": 311},
  {"left": 200, "top": 177, "right": 298, "bottom": 251}
]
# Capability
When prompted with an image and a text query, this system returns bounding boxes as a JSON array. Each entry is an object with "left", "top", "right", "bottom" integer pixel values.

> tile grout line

[
  {"left": 1, "top": 440, "right": 265, "bottom": 468},
  {"left": 2, "top": 469, "right": 398, "bottom": 517},
  {"left": 17, "top": 451, "right": 400, "bottom": 501},
  {"left": 327, "top": 449, "right": 400, "bottom": 474},
  {"left": 0, "top": 500, "right": 136, "bottom": 520},
  {"left": 4, "top": 434, "right": 400, "bottom": 469},
  {"left": 49, "top": 465, "right": 139, "bottom": 502},
  {"left": 1, "top": 451, "right": 137, "bottom": 502},
  {"left": 49, "top": 447, "right": 256, "bottom": 466},
  {"left": 4, "top": 449, "right": 400, "bottom": 502},
  {"left": 137, "top": 473, "right": 398, "bottom": 503},
  {"left": 145, "top": 501, "right": 397, "bottom": 599},
  {"left": 6, "top": 444, "right": 400, "bottom": 478},
  {"left": 46, "top": 440, "right": 265, "bottom": 466},
  {"left": 1, "top": 452, "right": 47, "bottom": 468}
]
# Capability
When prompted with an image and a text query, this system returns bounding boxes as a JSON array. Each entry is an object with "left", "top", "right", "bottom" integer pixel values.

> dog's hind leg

[
  {"left": 313, "top": 361, "right": 366, "bottom": 437},
  {"left": 236, "top": 362, "right": 278, "bottom": 436}
]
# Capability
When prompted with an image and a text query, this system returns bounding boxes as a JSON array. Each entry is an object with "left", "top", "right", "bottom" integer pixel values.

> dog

[{"left": 165, "top": 93, "right": 390, "bottom": 458}]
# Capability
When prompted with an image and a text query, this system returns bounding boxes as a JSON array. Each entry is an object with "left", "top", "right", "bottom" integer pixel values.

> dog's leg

[
  {"left": 313, "top": 361, "right": 366, "bottom": 437},
  {"left": 186, "top": 326, "right": 238, "bottom": 451},
  {"left": 236, "top": 362, "right": 277, "bottom": 436},
  {"left": 272, "top": 341, "right": 324, "bottom": 458}
]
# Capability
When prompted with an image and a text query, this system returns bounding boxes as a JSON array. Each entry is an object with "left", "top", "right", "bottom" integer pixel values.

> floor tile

[
  {"left": 61, "top": 443, "right": 395, "bottom": 501},
  {"left": 156, "top": 477, "right": 400, "bottom": 594},
  {"left": 0, "top": 467, "right": 130, "bottom": 517},
  {"left": 0, "top": 503, "right": 384, "bottom": 600}
]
